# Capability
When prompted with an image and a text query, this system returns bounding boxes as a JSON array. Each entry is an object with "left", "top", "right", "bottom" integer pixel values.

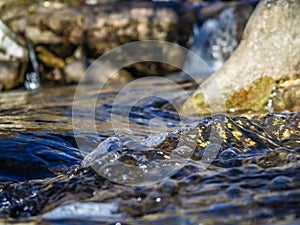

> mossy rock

[
  {"left": 182, "top": 0, "right": 300, "bottom": 115},
  {"left": 226, "top": 76, "right": 275, "bottom": 111}
]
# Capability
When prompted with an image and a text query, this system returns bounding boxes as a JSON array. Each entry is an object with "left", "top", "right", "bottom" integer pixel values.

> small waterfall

[
  {"left": 24, "top": 42, "right": 40, "bottom": 90},
  {"left": 188, "top": 7, "right": 238, "bottom": 73}
]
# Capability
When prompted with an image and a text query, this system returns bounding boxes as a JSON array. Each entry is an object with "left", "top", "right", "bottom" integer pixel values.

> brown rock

[
  {"left": 0, "top": 1, "right": 194, "bottom": 78},
  {"left": 0, "top": 61, "right": 26, "bottom": 91},
  {"left": 64, "top": 59, "right": 133, "bottom": 84}
]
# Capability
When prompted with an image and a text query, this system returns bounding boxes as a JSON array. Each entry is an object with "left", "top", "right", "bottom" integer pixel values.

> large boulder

[{"left": 182, "top": 0, "right": 300, "bottom": 114}]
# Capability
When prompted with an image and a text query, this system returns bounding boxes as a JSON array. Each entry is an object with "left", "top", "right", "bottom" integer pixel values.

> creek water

[
  {"left": 0, "top": 3, "right": 300, "bottom": 225},
  {"left": 0, "top": 77, "right": 299, "bottom": 224}
]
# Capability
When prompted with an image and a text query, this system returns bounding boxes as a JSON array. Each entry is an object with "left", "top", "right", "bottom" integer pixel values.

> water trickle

[{"left": 24, "top": 41, "right": 40, "bottom": 90}]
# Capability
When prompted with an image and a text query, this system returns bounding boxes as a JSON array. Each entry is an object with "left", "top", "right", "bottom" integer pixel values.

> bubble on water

[{"left": 156, "top": 197, "right": 162, "bottom": 203}]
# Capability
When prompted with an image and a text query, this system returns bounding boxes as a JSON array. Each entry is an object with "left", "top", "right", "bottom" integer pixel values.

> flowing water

[
  {"left": 0, "top": 76, "right": 299, "bottom": 224},
  {"left": 1, "top": 2, "right": 300, "bottom": 225}
]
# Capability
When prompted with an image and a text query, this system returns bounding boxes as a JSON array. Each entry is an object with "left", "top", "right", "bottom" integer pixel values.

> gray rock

[{"left": 183, "top": 0, "right": 300, "bottom": 114}]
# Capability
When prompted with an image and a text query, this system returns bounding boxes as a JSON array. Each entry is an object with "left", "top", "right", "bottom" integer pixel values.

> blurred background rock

[{"left": 0, "top": 0, "right": 256, "bottom": 91}]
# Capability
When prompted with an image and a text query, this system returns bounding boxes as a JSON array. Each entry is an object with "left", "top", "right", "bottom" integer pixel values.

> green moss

[
  {"left": 181, "top": 90, "right": 211, "bottom": 115},
  {"left": 35, "top": 46, "right": 65, "bottom": 69},
  {"left": 271, "top": 74, "right": 300, "bottom": 111},
  {"left": 226, "top": 76, "right": 275, "bottom": 111},
  {"left": 182, "top": 76, "right": 276, "bottom": 115}
]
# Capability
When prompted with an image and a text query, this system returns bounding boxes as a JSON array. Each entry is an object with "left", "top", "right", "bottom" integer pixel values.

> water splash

[{"left": 190, "top": 7, "right": 238, "bottom": 72}]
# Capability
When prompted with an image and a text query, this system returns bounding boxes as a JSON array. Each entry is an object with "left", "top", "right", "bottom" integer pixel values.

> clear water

[
  {"left": 0, "top": 77, "right": 299, "bottom": 224},
  {"left": 0, "top": 79, "right": 194, "bottom": 182}
]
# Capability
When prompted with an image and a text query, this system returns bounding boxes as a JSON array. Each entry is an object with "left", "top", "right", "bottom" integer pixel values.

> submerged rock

[{"left": 182, "top": 0, "right": 300, "bottom": 114}]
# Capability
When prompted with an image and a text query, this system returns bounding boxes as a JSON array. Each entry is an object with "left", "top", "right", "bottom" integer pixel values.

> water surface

[{"left": 0, "top": 77, "right": 299, "bottom": 224}]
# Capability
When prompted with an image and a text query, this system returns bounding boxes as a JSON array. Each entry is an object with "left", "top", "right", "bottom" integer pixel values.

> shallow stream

[{"left": 0, "top": 76, "right": 299, "bottom": 224}]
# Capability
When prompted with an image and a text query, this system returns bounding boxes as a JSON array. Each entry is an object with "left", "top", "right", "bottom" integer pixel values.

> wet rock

[
  {"left": 260, "top": 148, "right": 292, "bottom": 168},
  {"left": 182, "top": 0, "right": 300, "bottom": 114},
  {"left": 226, "top": 76, "right": 275, "bottom": 111}
]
